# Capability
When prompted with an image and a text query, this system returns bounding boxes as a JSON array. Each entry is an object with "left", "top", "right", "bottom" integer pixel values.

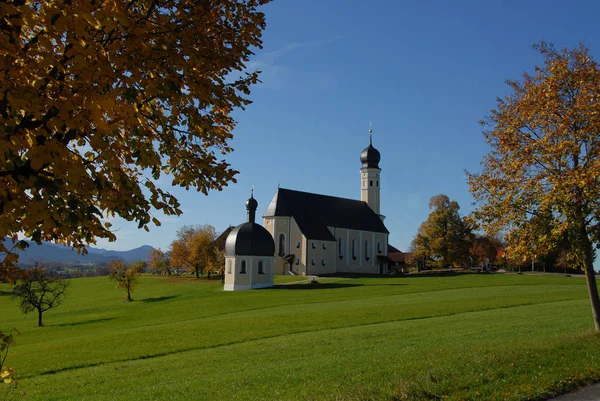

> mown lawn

[{"left": 1, "top": 273, "right": 599, "bottom": 400}]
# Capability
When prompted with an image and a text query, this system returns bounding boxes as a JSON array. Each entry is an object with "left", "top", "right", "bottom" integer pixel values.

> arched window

[
  {"left": 352, "top": 238, "right": 356, "bottom": 260},
  {"left": 338, "top": 238, "right": 344, "bottom": 259},
  {"left": 321, "top": 259, "right": 326, "bottom": 266},
  {"left": 312, "top": 242, "right": 315, "bottom": 249},
  {"left": 258, "top": 261, "right": 264, "bottom": 274},
  {"left": 376, "top": 180, "right": 379, "bottom": 187},
  {"left": 370, "top": 180, "right": 373, "bottom": 187},
  {"left": 240, "top": 260, "right": 246, "bottom": 274},
  {"left": 322, "top": 243, "right": 326, "bottom": 250},
  {"left": 365, "top": 240, "right": 370, "bottom": 261},
  {"left": 296, "top": 241, "right": 300, "bottom": 249},
  {"left": 295, "top": 258, "right": 300, "bottom": 265},
  {"left": 227, "top": 260, "right": 232, "bottom": 274},
  {"left": 377, "top": 241, "right": 382, "bottom": 254},
  {"left": 311, "top": 259, "right": 315, "bottom": 266},
  {"left": 278, "top": 233, "right": 285, "bottom": 257}
]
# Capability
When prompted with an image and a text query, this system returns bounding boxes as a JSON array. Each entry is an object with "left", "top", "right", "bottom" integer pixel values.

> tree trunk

[
  {"left": 195, "top": 267, "right": 199, "bottom": 278},
  {"left": 127, "top": 287, "right": 132, "bottom": 302},
  {"left": 38, "top": 309, "right": 43, "bottom": 327},
  {"left": 583, "top": 242, "right": 600, "bottom": 331}
]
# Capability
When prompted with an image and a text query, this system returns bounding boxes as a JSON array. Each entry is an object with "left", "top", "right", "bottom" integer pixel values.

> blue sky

[{"left": 97, "top": 0, "right": 600, "bottom": 252}]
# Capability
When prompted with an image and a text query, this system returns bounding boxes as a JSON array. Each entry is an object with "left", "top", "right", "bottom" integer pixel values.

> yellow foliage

[{"left": 0, "top": 1, "right": 270, "bottom": 266}]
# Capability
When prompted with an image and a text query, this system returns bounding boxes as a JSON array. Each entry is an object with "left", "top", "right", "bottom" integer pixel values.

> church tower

[{"left": 360, "top": 124, "right": 382, "bottom": 216}]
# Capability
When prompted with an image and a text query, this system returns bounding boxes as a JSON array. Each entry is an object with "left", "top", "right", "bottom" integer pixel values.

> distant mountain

[{"left": 2, "top": 239, "right": 154, "bottom": 266}]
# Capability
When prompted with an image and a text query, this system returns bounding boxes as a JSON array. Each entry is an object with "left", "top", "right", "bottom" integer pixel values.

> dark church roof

[
  {"left": 225, "top": 223, "right": 275, "bottom": 256},
  {"left": 264, "top": 188, "right": 389, "bottom": 241},
  {"left": 225, "top": 192, "right": 275, "bottom": 257}
]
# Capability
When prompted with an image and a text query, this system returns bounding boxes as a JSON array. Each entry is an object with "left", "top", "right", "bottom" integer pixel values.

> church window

[
  {"left": 278, "top": 234, "right": 286, "bottom": 257},
  {"left": 377, "top": 241, "right": 383, "bottom": 254},
  {"left": 322, "top": 243, "right": 326, "bottom": 250},
  {"left": 258, "top": 261, "right": 264, "bottom": 275},
  {"left": 376, "top": 180, "right": 379, "bottom": 187},
  {"left": 370, "top": 180, "right": 373, "bottom": 187},
  {"left": 322, "top": 259, "right": 326, "bottom": 266},
  {"left": 365, "top": 240, "right": 370, "bottom": 261},
  {"left": 227, "top": 260, "right": 232, "bottom": 274},
  {"left": 296, "top": 240, "right": 300, "bottom": 249},
  {"left": 352, "top": 238, "right": 357, "bottom": 260},
  {"left": 240, "top": 260, "right": 246, "bottom": 274},
  {"left": 311, "top": 259, "right": 315, "bottom": 266},
  {"left": 312, "top": 242, "right": 315, "bottom": 249},
  {"left": 338, "top": 238, "right": 344, "bottom": 259},
  {"left": 296, "top": 258, "right": 300, "bottom": 265}
]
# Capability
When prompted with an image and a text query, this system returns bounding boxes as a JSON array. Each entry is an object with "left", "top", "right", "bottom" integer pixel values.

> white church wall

[{"left": 306, "top": 239, "right": 336, "bottom": 275}]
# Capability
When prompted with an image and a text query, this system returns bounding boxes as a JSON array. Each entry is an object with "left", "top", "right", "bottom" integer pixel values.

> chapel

[{"left": 223, "top": 128, "right": 390, "bottom": 290}]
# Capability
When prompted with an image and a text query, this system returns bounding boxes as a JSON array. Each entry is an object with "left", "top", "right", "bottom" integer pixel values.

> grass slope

[{"left": 1, "top": 274, "right": 599, "bottom": 400}]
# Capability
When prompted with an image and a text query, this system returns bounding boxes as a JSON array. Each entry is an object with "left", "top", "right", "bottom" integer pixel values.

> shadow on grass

[
  {"left": 0, "top": 290, "right": 12, "bottom": 297},
  {"left": 271, "top": 283, "right": 364, "bottom": 290},
  {"left": 53, "top": 317, "right": 115, "bottom": 327},
  {"left": 141, "top": 295, "right": 178, "bottom": 303}
]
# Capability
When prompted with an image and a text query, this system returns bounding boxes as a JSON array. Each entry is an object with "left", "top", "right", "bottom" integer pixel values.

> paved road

[{"left": 549, "top": 383, "right": 600, "bottom": 401}]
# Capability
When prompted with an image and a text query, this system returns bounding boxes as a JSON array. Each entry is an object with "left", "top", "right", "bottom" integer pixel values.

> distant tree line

[{"left": 408, "top": 194, "right": 584, "bottom": 274}]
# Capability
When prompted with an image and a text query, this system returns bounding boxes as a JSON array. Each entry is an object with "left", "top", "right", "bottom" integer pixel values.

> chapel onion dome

[
  {"left": 225, "top": 191, "right": 275, "bottom": 257},
  {"left": 360, "top": 140, "right": 381, "bottom": 169}
]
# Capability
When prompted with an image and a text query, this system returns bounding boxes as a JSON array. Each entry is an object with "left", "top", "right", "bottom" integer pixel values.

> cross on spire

[{"left": 369, "top": 121, "right": 373, "bottom": 145}]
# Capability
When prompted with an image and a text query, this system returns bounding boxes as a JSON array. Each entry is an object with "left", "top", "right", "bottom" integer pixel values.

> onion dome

[
  {"left": 225, "top": 190, "right": 275, "bottom": 257},
  {"left": 360, "top": 135, "right": 381, "bottom": 169}
]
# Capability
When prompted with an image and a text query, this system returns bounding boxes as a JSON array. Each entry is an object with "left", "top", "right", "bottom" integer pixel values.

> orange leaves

[
  {"left": 469, "top": 42, "right": 600, "bottom": 267},
  {"left": 2, "top": 1, "right": 270, "bottom": 265}
]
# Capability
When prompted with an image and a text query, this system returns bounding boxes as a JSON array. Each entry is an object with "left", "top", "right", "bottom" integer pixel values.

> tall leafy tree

[
  {"left": 169, "top": 225, "right": 218, "bottom": 278},
  {"left": 0, "top": 1, "right": 271, "bottom": 270},
  {"left": 411, "top": 194, "right": 472, "bottom": 268},
  {"left": 468, "top": 42, "right": 600, "bottom": 330}
]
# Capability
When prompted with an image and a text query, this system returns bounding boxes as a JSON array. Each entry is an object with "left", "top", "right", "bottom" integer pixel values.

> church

[{"left": 224, "top": 128, "right": 390, "bottom": 290}]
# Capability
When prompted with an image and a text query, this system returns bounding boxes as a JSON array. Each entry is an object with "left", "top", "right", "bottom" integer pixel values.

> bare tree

[{"left": 12, "top": 268, "right": 68, "bottom": 327}]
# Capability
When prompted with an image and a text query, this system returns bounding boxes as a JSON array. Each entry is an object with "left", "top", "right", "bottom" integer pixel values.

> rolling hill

[{"left": 2, "top": 238, "right": 154, "bottom": 265}]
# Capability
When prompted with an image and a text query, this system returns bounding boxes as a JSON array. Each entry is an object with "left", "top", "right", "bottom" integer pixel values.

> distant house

[{"left": 388, "top": 244, "right": 410, "bottom": 274}]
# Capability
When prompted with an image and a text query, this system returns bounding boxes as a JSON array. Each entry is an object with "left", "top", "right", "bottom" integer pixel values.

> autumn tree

[
  {"left": 148, "top": 248, "right": 170, "bottom": 276},
  {"left": 108, "top": 260, "right": 146, "bottom": 301},
  {"left": 468, "top": 42, "right": 600, "bottom": 330},
  {"left": 11, "top": 268, "right": 68, "bottom": 326},
  {"left": 0, "top": 1, "right": 271, "bottom": 269},
  {"left": 169, "top": 225, "right": 218, "bottom": 278},
  {"left": 411, "top": 195, "right": 472, "bottom": 268},
  {"left": 470, "top": 235, "right": 503, "bottom": 267}
]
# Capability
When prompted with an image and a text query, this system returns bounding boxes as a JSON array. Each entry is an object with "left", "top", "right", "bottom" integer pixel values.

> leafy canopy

[
  {"left": 410, "top": 194, "right": 472, "bottom": 269},
  {"left": 169, "top": 224, "right": 219, "bottom": 277},
  {"left": 0, "top": 0, "right": 270, "bottom": 263}
]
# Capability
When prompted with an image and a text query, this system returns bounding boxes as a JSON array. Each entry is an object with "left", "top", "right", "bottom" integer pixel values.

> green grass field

[{"left": 1, "top": 274, "right": 599, "bottom": 400}]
